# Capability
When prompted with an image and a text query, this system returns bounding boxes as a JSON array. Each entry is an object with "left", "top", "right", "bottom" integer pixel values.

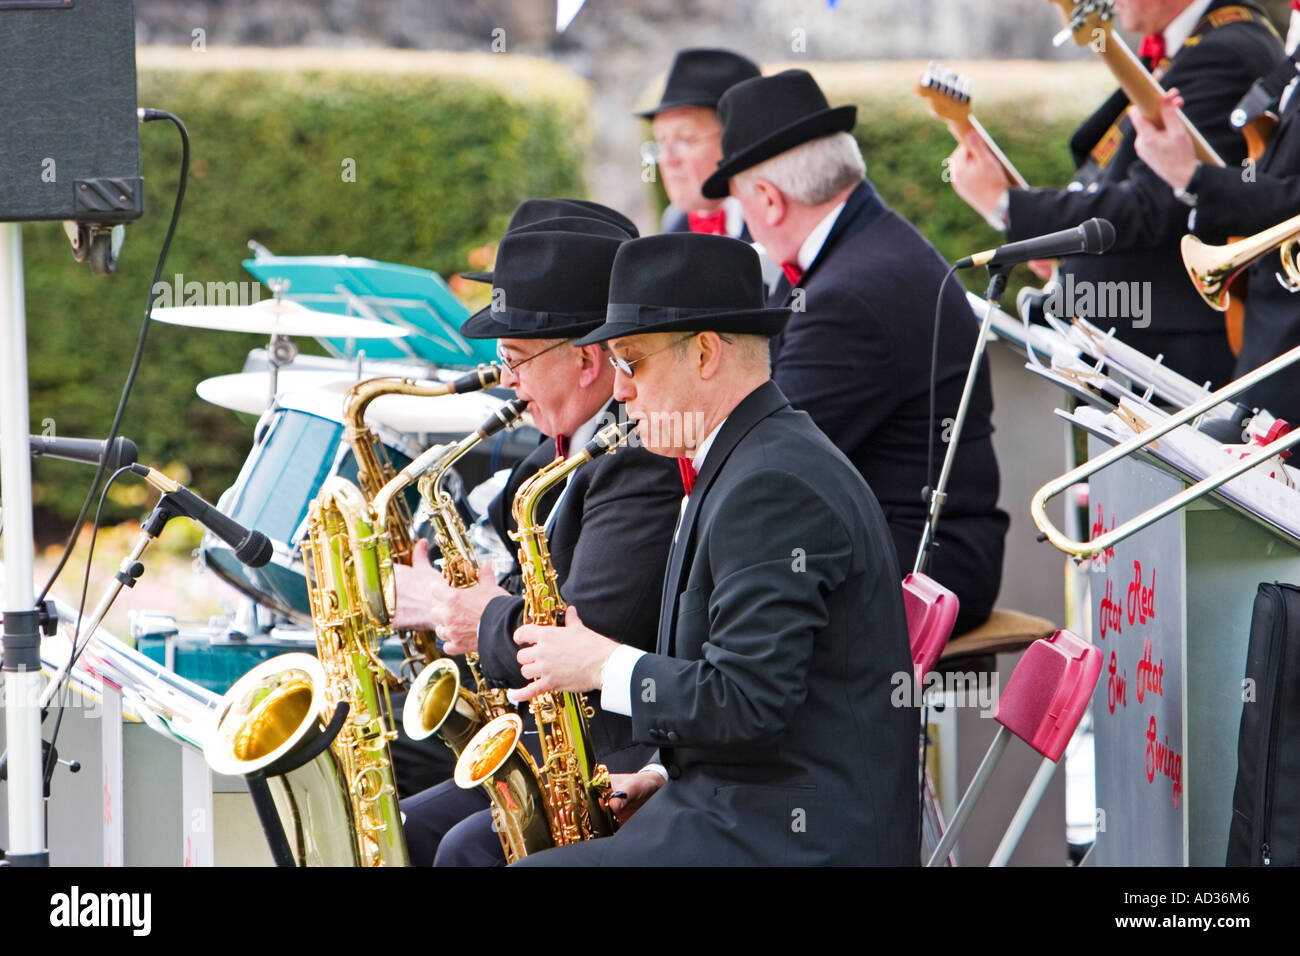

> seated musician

[
  {"left": 386, "top": 199, "right": 640, "bottom": 798},
  {"left": 509, "top": 233, "right": 919, "bottom": 866},
  {"left": 638, "top": 48, "right": 760, "bottom": 239},
  {"left": 1132, "top": 81, "right": 1300, "bottom": 426},
  {"left": 391, "top": 222, "right": 683, "bottom": 866},
  {"left": 947, "top": 0, "right": 1281, "bottom": 388},
  {"left": 705, "top": 68, "right": 1008, "bottom": 633}
]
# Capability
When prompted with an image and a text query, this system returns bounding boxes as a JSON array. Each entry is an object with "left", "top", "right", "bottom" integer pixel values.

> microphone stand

[
  {"left": 38, "top": 494, "right": 190, "bottom": 709},
  {"left": 914, "top": 264, "right": 1010, "bottom": 575}
]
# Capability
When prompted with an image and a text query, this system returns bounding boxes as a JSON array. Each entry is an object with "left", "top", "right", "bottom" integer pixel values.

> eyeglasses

[
  {"left": 641, "top": 130, "right": 721, "bottom": 164},
  {"left": 496, "top": 338, "right": 572, "bottom": 373},
  {"left": 607, "top": 334, "right": 697, "bottom": 377}
]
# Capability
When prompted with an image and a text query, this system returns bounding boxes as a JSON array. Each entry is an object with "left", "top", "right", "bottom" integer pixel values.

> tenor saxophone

[
  {"left": 454, "top": 420, "right": 637, "bottom": 861},
  {"left": 371, "top": 398, "right": 529, "bottom": 755},
  {"left": 343, "top": 366, "right": 500, "bottom": 682}
]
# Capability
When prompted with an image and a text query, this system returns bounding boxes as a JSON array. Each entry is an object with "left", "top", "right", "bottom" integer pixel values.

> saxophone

[
  {"left": 375, "top": 398, "right": 529, "bottom": 755},
  {"left": 343, "top": 365, "right": 500, "bottom": 683},
  {"left": 454, "top": 419, "right": 637, "bottom": 861},
  {"left": 203, "top": 396, "right": 525, "bottom": 867},
  {"left": 204, "top": 477, "right": 411, "bottom": 867}
]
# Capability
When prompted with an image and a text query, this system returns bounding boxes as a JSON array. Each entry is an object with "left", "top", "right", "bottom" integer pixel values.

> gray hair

[
  {"left": 673, "top": 331, "right": 770, "bottom": 372},
  {"left": 733, "top": 131, "right": 865, "bottom": 206}
]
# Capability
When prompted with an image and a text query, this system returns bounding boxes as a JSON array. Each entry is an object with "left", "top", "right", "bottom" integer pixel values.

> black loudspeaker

[{"left": 0, "top": 1, "right": 143, "bottom": 226}]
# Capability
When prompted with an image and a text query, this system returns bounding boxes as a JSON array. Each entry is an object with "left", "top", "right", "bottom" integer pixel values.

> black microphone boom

[
  {"left": 29, "top": 435, "right": 139, "bottom": 472},
  {"left": 956, "top": 217, "right": 1115, "bottom": 269},
  {"left": 130, "top": 464, "right": 274, "bottom": 568}
]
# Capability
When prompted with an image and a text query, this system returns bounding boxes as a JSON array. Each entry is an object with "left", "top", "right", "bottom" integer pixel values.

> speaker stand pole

[{"left": 1, "top": 222, "right": 48, "bottom": 866}]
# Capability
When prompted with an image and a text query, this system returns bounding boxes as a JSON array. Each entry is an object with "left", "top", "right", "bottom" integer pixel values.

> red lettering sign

[
  {"left": 1135, "top": 639, "right": 1164, "bottom": 703},
  {"left": 1099, "top": 577, "right": 1123, "bottom": 639},
  {"left": 1091, "top": 503, "right": 1117, "bottom": 569},
  {"left": 1107, "top": 651, "right": 1128, "bottom": 713},
  {"left": 1126, "top": 560, "right": 1156, "bottom": 627},
  {"left": 1145, "top": 715, "right": 1183, "bottom": 808}
]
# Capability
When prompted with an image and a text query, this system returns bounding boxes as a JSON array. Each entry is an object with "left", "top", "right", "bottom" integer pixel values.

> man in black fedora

[
  {"left": 638, "top": 48, "right": 759, "bottom": 240},
  {"left": 508, "top": 232, "right": 919, "bottom": 866},
  {"left": 702, "top": 68, "right": 1009, "bottom": 636},
  {"left": 392, "top": 223, "right": 683, "bottom": 865},
  {"left": 385, "top": 201, "right": 641, "bottom": 801}
]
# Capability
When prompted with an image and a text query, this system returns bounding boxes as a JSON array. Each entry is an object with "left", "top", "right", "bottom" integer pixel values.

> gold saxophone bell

[
  {"left": 455, "top": 713, "right": 556, "bottom": 859},
  {"left": 1181, "top": 209, "right": 1300, "bottom": 312},
  {"left": 205, "top": 654, "right": 364, "bottom": 867},
  {"left": 401, "top": 657, "right": 490, "bottom": 755}
]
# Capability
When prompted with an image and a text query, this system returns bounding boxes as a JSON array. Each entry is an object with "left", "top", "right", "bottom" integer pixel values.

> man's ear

[
  {"left": 754, "top": 178, "right": 786, "bottom": 227},
  {"left": 696, "top": 332, "right": 725, "bottom": 381},
  {"left": 576, "top": 343, "right": 606, "bottom": 388}
]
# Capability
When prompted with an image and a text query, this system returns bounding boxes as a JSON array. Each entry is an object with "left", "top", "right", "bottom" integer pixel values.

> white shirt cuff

[
  {"left": 639, "top": 763, "right": 669, "bottom": 782},
  {"left": 599, "top": 643, "right": 646, "bottom": 716},
  {"left": 983, "top": 190, "right": 1010, "bottom": 231}
]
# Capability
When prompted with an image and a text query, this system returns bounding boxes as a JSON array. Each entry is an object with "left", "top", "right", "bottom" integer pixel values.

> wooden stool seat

[{"left": 939, "top": 608, "right": 1057, "bottom": 662}]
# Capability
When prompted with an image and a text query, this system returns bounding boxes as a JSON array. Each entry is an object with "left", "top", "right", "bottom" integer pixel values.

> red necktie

[
  {"left": 555, "top": 435, "right": 569, "bottom": 459},
  {"left": 687, "top": 209, "right": 728, "bottom": 235},
  {"left": 1138, "top": 33, "right": 1166, "bottom": 69},
  {"left": 781, "top": 261, "right": 804, "bottom": 286},
  {"left": 677, "top": 457, "right": 697, "bottom": 496}
]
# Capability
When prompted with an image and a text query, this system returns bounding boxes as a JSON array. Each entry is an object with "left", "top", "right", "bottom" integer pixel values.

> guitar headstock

[
  {"left": 1044, "top": 0, "right": 1117, "bottom": 48},
  {"left": 916, "top": 61, "right": 973, "bottom": 125}
]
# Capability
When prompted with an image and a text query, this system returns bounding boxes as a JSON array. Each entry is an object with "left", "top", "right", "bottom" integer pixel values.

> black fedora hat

[
  {"left": 460, "top": 198, "right": 637, "bottom": 282},
  {"left": 461, "top": 229, "right": 625, "bottom": 340},
  {"left": 574, "top": 234, "right": 789, "bottom": 346},
  {"left": 635, "top": 48, "right": 761, "bottom": 119},
  {"left": 701, "top": 69, "right": 857, "bottom": 200}
]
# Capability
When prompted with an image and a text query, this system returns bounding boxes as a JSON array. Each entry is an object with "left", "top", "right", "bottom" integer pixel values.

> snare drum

[{"left": 202, "top": 400, "right": 425, "bottom": 624}]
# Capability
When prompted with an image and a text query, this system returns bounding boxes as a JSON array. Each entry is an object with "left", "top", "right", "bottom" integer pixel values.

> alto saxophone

[
  {"left": 371, "top": 398, "right": 529, "bottom": 755},
  {"left": 454, "top": 420, "right": 637, "bottom": 862},
  {"left": 343, "top": 365, "right": 500, "bottom": 683}
]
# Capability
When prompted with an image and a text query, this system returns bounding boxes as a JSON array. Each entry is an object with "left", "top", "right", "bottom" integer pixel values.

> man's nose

[{"left": 613, "top": 371, "right": 634, "bottom": 403}]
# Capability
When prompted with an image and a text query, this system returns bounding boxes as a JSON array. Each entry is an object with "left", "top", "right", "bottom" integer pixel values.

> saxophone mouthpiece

[
  {"left": 584, "top": 419, "right": 639, "bottom": 458},
  {"left": 449, "top": 363, "right": 503, "bottom": 393},
  {"left": 479, "top": 398, "right": 529, "bottom": 438}
]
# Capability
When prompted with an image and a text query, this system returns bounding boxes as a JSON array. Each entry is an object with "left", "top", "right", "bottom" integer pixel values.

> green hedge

[{"left": 24, "top": 54, "right": 589, "bottom": 535}]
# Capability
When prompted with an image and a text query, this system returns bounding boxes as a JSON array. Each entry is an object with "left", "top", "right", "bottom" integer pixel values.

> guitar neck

[
  {"left": 1094, "top": 31, "right": 1225, "bottom": 167},
  {"left": 965, "top": 115, "right": 1030, "bottom": 189}
]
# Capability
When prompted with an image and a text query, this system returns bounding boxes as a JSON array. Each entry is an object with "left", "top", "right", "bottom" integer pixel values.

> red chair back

[
  {"left": 994, "top": 629, "right": 1101, "bottom": 762},
  {"left": 902, "top": 572, "right": 959, "bottom": 681}
]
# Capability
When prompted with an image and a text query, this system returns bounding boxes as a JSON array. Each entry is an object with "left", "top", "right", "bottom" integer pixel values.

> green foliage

[
  {"left": 851, "top": 96, "right": 1087, "bottom": 295},
  {"left": 24, "top": 66, "right": 587, "bottom": 535}
]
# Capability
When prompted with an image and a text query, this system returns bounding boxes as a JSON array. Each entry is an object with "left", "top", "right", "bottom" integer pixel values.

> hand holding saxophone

[
  {"left": 509, "top": 604, "right": 619, "bottom": 702},
  {"left": 391, "top": 539, "right": 506, "bottom": 654},
  {"left": 608, "top": 770, "right": 665, "bottom": 825}
]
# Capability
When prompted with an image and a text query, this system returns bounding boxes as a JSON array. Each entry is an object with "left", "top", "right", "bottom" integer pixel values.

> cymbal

[
  {"left": 151, "top": 299, "right": 409, "bottom": 338},
  {"left": 278, "top": 385, "right": 512, "bottom": 435},
  {"left": 196, "top": 371, "right": 362, "bottom": 415}
]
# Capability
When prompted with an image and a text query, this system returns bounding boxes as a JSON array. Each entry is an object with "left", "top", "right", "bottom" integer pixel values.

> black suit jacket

[
  {"left": 526, "top": 382, "right": 918, "bottom": 865},
  {"left": 476, "top": 401, "right": 684, "bottom": 773},
  {"left": 1192, "top": 77, "right": 1300, "bottom": 424},
  {"left": 768, "top": 180, "right": 1008, "bottom": 622},
  {"left": 1007, "top": 0, "right": 1280, "bottom": 383}
]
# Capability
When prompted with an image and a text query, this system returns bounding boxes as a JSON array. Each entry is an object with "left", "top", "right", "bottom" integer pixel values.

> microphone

[
  {"left": 956, "top": 218, "right": 1115, "bottom": 269},
  {"left": 29, "top": 435, "right": 138, "bottom": 471},
  {"left": 130, "top": 464, "right": 273, "bottom": 568}
]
